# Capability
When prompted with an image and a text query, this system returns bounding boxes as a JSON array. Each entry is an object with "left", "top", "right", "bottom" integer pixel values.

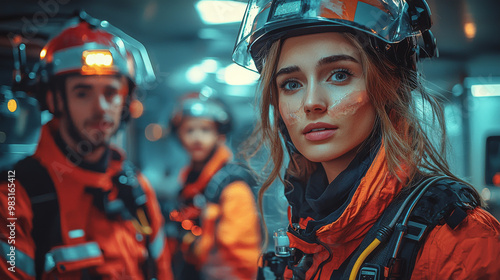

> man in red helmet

[{"left": 0, "top": 18, "right": 173, "bottom": 279}]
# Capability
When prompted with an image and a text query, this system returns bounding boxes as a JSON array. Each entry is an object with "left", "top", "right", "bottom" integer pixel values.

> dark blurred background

[{"left": 1, "top": 0, "right": 500, "bottom": 227}]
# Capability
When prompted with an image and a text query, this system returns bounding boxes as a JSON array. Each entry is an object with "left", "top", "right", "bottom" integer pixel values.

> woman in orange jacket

[
  {"left": 232, "top": 0, "right": 500, "bottom": 279},
  {"left": 167, "top": 93, "right": 261, "bottom": 280}
]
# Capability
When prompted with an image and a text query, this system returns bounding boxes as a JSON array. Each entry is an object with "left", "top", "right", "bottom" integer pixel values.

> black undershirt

[
  {"left": 185, "top": 146, "right": 218, "bottom": 185},
  {"left": 286, "top": 134, "right": 382, "bottom": 237},
  {"left": 53, "top": 131, "right": 110, "bottom": 173}
]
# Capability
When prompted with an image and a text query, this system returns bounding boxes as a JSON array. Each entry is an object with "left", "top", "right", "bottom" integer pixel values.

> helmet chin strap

[{"left": 278, "top": 117, "right": 300, "bottom": 157}]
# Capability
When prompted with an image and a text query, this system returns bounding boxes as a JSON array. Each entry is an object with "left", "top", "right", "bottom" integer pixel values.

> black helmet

[{"left": 232, "top": 0, "right": 437, "bottom": 73}]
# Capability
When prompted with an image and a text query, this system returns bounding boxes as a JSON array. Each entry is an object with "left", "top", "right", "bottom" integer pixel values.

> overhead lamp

[
  {"left": 219, "top": 63, "right": 260, "bottom": 86},
  {"left": 185, "top": 59, "right": 220, "bottom": 84},
  {"left": 195, "top": 0, "right": 247, "bottom": 25},
  {"left": 186, "top": 64, "right": 207, "bottom": 84},
  {"left": 471, "top": 84, "right": 500, "bottom": 97}
]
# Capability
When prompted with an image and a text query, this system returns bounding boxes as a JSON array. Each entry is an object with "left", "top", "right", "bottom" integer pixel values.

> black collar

[
  {"left": 286, "top": 133, "right": 382, "bottom": 236},
  {"left": 53, "top": 131, "right": 110, "bottom": 173}
]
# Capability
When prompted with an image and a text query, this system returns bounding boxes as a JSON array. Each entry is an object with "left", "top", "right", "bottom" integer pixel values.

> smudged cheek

[
  {"left": 327, "top": 90, "right": 371, "bottom": 119},
  {"left": 278, "top": 100, "right": 305, "bottom": 127}
]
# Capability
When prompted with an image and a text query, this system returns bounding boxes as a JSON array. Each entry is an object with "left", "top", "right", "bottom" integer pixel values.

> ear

[
  {"left": 46, "top": 90, "right": 64, "bottom": 116},
  {"left": 46, "top": 90, "right": 55, "bottom": 113}
]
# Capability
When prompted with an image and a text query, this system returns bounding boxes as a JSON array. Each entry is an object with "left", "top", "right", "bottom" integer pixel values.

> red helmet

[
  {"left": 36, "top": 14, "right": 155, "bottom": 117},
  {"left": 39, "top": 20, "right": 134, "bottom": 82}
]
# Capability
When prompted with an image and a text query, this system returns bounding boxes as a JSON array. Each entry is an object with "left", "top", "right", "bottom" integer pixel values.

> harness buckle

[
  {"left": 404, "top": 221, "right": 427, "bottom": 241},
  {"left": 359, "top": 264, "right": 383, "bottom": 280}
]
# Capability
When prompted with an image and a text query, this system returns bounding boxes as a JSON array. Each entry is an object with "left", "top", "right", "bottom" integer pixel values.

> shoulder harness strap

[
  {"left": 341, "top": 176, "right": 479, "bottom": 280},
  {"left": 14, "top": 156, "right": 62, "bottom": 279},
  {"left": 203, "top": 162, "right": 257, "bottom": 203}
]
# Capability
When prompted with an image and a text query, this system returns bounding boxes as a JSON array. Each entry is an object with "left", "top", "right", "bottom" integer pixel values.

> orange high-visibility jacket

[
  {"left": 176, "top": 145, "right": 261, "bottom": 280},
  {"left": 0, "top": 120, "right": 173, "bottom": 280},
  {"left": 283, "top": 144, "right": 500, "bottom": 280}
]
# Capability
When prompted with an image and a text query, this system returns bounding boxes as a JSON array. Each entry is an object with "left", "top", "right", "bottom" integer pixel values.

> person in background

[
  {"left": 0, "top": 15, "right": 172, "bottom": 279},
  {"left": 232, "top": 0, "right": 500, "bottom": 279},
  {"left": 166, "top": 92, "right": 261, "bottom": 280}
]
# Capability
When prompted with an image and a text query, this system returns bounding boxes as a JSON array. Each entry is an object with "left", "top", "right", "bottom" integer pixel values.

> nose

[
  {"left": 94, "top": 94, "right": 109, "bottom": 115},
  {"left": 303, "top": 85, "right": 327, "bottom": 114},
  {"left": 193, "top": 129, "right": 203, "bottom": 139}
]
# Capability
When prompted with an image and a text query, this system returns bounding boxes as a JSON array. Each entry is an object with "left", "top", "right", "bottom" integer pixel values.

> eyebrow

[
  {"left": 317, "top": 54, "right": 359, "bottom": 67},
  {"left": 275, "top": 54, "right": 359, "bottom": 79},
  {"left": 71, "top": 83, "right": 92, "bottom": 91},
  {"left": 70, "top": 83, "right": 121, "bottom": 91},
  {"left": 275, "top": 65, "right": 300, "bottom": 79}
]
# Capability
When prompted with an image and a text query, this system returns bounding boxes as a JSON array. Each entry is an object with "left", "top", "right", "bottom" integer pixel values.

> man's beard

[{"left": 66, "top": 115, "right": 117, "bottom": 154}]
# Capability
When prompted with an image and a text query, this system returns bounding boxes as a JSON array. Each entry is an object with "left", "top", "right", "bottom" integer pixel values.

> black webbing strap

[
  {"left": 392, "top": 180, "right": 478, "bottom": 279},
  {"left": 336, "top": 189, "right": 411, "bottom": 280},
  {"left": 204, "top": 162, "right": 257, "bottom": 203},
  {"left": 339, "top": 178, "right": 478, "bottom": 280},
  {"left": 14, "top": 156, "right": 62, "bottom": 280}
]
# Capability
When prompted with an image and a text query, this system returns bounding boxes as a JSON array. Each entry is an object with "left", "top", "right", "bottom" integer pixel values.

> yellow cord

[
  {"left": 349, "top": 238, "right": 381, "bottom": 280},
  {"left": 132, "top": 208, "right": 152, "bottom": 235}
]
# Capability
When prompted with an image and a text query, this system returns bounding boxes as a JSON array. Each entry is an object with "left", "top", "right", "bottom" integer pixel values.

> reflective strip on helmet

[
  {"left": 149, "top": 228, "right": 165, "bottom": 260},
  {"left": 48, "top": 42, "right": 130, "bottom": 77},
  {"left": 44, "top": 242, "right": 102, "bottom": 272},
  {"left": 0, "top": 240, "right": 35, "bottom": 277}
]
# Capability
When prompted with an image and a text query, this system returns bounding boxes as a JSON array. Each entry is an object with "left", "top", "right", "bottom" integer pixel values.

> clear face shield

[
  {"left": 232, "top": 0, "right": 428, "bottom": 72},
  {"left": 99, "top": 21, "right": 156, "bottom": 88}
]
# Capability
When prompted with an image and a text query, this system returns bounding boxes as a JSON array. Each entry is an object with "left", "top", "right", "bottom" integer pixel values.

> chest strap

[
  {"left": 44, "top": 242, "right": 103, "bottom": 273},
  {"left": 14, "top": 156, "right": 62, "bottom": 279},
  {"left": 204, "top": 162, "right": 257, "bottom": 203},
  {"left": 341, "top": 176, "right": 479, "bottom": 280}
]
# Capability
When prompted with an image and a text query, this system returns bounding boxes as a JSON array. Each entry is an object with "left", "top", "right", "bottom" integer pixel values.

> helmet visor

[
  {"left": 233, "top": 0, "right": 418, "bottom": 72},
  {"left": 100, "top": 22, "right": 157, "bottom": 87}
]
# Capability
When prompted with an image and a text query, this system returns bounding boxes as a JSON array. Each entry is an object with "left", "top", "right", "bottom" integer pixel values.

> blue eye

[
  {"left": 329, "top": 69, "right": 353, "bottom": 83},
  {"left": 280, "top": 80, "right": 302, "bottom": 91},
  {"left": 332, "top": 72, "right": 347, "bottom": 81}
]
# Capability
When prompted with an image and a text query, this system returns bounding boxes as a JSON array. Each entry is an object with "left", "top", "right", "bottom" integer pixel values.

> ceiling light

[
  {"left": 195, "top": 0, "right": 247, "bottom": 25},
  {"left": 220, "top": 63, "right": 260, "bottom": 86},
  {"left": 471, "top": 84, "right": 500, "bottom": 97},
  {"left": 186, "top": 65, "right": 207, "bottom": 84}
]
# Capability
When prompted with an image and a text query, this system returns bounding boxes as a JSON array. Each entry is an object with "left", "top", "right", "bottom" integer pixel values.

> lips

[
  {"left": 303, "top": 122, "right": 338, "bottom": 141},
  {"left": 87, "top": 120, "right": 114, "bottom": 131},
  {"left": 191, "top": 146, "right": 204, "bottom": 152}
]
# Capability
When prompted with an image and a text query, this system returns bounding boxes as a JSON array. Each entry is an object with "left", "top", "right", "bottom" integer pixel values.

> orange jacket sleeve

[
  {"left": 412, "top": 207, "right": 500, "bottom": 280},
  {"left": 138, "top": 174, "right": 174, "bottom": 280},
  {"left": 194, "top": 181, "right": 261, "bottom": 279},
  {"left": 0, "top": 178, "right": 36, "bottom": 280}
]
